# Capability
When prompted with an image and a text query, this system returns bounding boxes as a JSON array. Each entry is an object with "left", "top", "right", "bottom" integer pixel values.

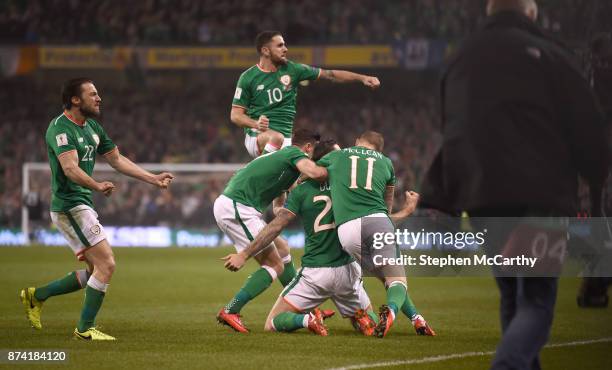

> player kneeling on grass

[
  {"left": 318, "top": 131, "right": 435, "bottom": 338},
  {"left": 214, "top": 128, "right": 328, "bottom": 333},
  {"left": 20, "top": 78, "right": 174, "bottom": 341}
]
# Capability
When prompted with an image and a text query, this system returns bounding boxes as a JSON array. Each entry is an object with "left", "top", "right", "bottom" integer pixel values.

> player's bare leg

[
  {"left": 257, "top": 129, "right": 284, "bottom": 155},
  {"left": 273, "top": 236, "right": 298, "bottom": 287},
  {"left": 73, "top": 239, "right": 116, "bottom": 340},
  {"left": 264, "top": 295, "right": 327, "bottom": 336},
  {"left": 218, "top": 245, "right": 284, "bottom": 333}
]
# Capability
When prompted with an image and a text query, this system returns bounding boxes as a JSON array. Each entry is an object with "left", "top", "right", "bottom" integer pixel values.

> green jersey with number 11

[
  {"left": 318, "top": 146, "right": 396, "bottom": 226},
  {"left": 232, "top": 60, "right": 321, "bottom": 138}
]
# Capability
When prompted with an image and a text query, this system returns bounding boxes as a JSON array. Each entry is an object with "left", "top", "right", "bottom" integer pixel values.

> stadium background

[{"left": 0, "top": 1, "right": 611, "bottom": 369}]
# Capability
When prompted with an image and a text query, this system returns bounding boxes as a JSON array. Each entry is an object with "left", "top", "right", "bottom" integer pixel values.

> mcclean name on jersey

[{"left": 343, "top": 147, "right": 384, "bottom": 158}]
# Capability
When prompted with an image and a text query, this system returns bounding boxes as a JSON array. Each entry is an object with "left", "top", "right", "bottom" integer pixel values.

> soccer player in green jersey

[
  {"left": 318, "top": 131, "right": 435, "bottom": 338},
  {"left": 20, "top": 78, "right": 174, "bottom": 340},
  {"left": 231, "top": 30, "right": 380, "bottom": 158},
  {"left": 214, "top": 128, "right": 328, "bottom": 333}
]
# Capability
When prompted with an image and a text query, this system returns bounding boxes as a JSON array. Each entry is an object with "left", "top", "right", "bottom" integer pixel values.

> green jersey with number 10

[
  {"left": 232, "top": 60, "right": 320, "bottom": 138},
  {"left": 318, "top": 146, "right": 396, "bottom": 226},
  {"left": 285, "top": 180, "right": 353, "bottom": 268}
]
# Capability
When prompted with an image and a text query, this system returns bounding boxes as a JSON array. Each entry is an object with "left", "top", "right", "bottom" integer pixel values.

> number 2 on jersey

[
  {"left": 313, "top": 195, "right": 335, "bottom": 233},
  {"left": 349, "top": 155, "right": 376, "bottom": 190}
]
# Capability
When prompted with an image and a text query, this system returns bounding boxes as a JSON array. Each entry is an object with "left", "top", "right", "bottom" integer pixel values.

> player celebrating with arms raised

[
  {"left": 20, "top": 78, "right": 174, "bottom": 340},
  {"left": 231, "top": 30, "right": 380, "bottom": 158}
]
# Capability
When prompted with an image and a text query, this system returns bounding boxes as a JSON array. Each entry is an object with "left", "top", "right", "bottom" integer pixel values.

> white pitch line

[{"left": 327, "top": 337, "right": 612, "bottom": 370}]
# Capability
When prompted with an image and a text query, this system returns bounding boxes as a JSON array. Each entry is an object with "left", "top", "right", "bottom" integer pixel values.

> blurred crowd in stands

[
  {"left": 1, "top": 0, "right": 610, "bottom": 230},
  {"left": 1, "top": 0, "right": 610, "bottom": 45},
  {"left": 0, "top": 72, "right": 443, "bottom": 228}
]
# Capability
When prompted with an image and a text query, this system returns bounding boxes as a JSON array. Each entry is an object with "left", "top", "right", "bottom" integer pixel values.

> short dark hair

[
  {"left": 62, "top": 78, "right": 93, "bottom": 109},
  {"left": 255, "top": 31, "right": 282, "bottom": 54},
  {"left": 313, "top": 139, "right": 338, "bottom": 162},
  {"left": 358, "top": 131, "right": 385, "bottom": 152},
  {"left": 292, "top": 128, "right": 321, "bottom": 147}
]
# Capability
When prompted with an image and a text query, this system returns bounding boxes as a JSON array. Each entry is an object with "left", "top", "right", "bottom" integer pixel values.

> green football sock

[
  {"left": 367, "top": 310, "right": 379, "bottom": 325},
  {"left": 77, "top": 285, "right": 106, "bottom": 332},
  {"left": 225, "top": 268, "right": 273, "bottom": 314},
  {"left": 272, "top": 312, "right": 307, "bottom": 332},
  {"left": 401, "top": 291, "right": 419, "bottom": 320},
  {"left": 386, "top": 283, "right": 407, "bottom": 316},
  {"left": 278, "top": 260, "right": 297, "bottom": 287},
  {"left": 34, "top": 270, "right": 85, "bottom": 301}
]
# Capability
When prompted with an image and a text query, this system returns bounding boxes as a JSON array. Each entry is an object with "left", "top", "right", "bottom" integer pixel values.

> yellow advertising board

[
  {"left": 39, "top": 47, "right": 132, "bottom": 68},
  {"left": 144, "top": 47, "right": 314, "bottom": 69},
  {"left": 36, "top": 45, "right": 399, "bottom": 69},
  {"left": 323, "top": 45, "right": 397, "bottom": 67}
]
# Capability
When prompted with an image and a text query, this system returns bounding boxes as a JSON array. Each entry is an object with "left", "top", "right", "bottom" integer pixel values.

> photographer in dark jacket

[{"left": 422, "top": 0, "right": 609, "bottom": 369}]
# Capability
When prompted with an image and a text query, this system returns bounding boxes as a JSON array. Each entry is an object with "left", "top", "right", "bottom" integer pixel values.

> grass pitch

[{"left": 1, "top": 246, "right": 611, "bottom": 370}]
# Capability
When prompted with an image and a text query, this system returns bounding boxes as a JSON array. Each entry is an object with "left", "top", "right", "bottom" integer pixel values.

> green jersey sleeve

[
  {"left": 286, "top": 146, "right": 308, "bottom": 168},
  {"left": 46, "top": 125, "right": 77, "bottom": 156},
  {"left": 284, "top": 184, "right": 305, "bottom": 215},
  {"left": 91, "top": 121, "right": 116, "bottom": 155},
  {"left": 387, "top": 158, "right": 396, "bottom": 185},
  {"left": 294, "top": 62, "right": 321, "bottom": 82},
  {"left": 232, "top": 72, "right": 252, "bottom": 109}
]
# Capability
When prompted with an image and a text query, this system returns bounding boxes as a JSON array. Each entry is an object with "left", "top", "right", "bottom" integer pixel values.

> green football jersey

[
  {"left": 318, "top": 146, "right": 396, "bottom": 226},
  {"left": 45, "top": 113, "right": 116, "bottom": 212},
  {"left": 232, "top": 60, "right": 320, "bottom": 138},
  {"left": 223, "top": 146, "right": 308, "bottom": 213},
  {"left": 285, "top": 180, "right": 353, "bottom": 268}
]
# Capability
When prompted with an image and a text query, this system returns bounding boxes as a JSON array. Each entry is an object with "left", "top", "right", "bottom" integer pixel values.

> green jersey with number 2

[
  {"left": 232, "top": 60, "right": 320, "bottom": 138},
  {"left": 318, "top": 146, "right": 396, "bottom": 226},
  {"left": 285, "top": 180, "right": 353, "bottom": 268}
]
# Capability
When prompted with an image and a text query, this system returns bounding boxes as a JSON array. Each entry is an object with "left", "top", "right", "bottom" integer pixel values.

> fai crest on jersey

[
  {"left": 92, "top": 134, "right": 100, "bottom": 146},
  {"left": 56, "top": 133, "right": 68, "bottom": 147},
  {"left": 280, "top": 74, "right": 291, "bottom": 89},
  {"left": 90, "top": 224, "right": 101, "bottom": 235}
]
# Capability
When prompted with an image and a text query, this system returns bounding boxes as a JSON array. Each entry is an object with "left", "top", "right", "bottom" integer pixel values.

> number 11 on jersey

[{"left": 349, "top": 155, "right": 376, "bottom": 190}]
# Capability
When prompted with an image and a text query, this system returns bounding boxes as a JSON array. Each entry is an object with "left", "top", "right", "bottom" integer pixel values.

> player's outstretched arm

[
  {"left": 319, "top": 69, "right": 380, "bottom": 89},
  {"left": 58, "top": 150, "right": 115, "bottom": 196},
  {"left": 389, "top": 191, "right": 420, "bottom": 225},
  {"left": 295, "top": 159, "right": 328, "bottom": 182},
  {"left": 230, "top": 106, "right": 269, "bottom": 132},
  {"left": 223, "top": 209, "right": 296, "bottom": 271},
  {"left": 104, "top": 148, "right": 174, "bottom": 189}
]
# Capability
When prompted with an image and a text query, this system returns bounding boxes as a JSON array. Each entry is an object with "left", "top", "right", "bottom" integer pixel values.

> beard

[
  {"left": 80, "top": 104, "right": 100, "bottom": 118},
  {"left": 271, "top": 54, "right": 287, "bottom": 66}
]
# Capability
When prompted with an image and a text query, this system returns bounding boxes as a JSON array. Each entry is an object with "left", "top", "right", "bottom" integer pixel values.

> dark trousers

[{"left": 490, "top": 277, "right": 559, "bottom": 370}]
